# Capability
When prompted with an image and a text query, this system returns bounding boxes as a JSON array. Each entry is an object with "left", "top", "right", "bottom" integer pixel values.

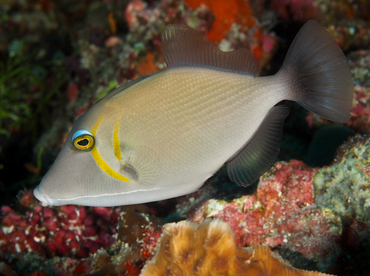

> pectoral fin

[
  {"left": 227, "top": 104, "right": 289, "bottom": 186},
  {"left": 123, "top": 146, "right": 162, "bottom": 186}
]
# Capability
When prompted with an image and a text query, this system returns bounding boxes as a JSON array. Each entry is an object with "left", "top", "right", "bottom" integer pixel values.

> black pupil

[{"left": 77, "top": 138, "right": 89, "bottom": 146}]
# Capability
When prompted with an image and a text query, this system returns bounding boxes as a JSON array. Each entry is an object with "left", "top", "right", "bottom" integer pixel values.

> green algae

[{"left": 313, "top": 135, "right": 370, "bottom": 223}]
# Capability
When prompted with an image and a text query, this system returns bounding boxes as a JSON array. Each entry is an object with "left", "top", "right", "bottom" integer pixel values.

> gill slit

[{"left": 90, "top": 116, "right": 131, "bottom": 182}]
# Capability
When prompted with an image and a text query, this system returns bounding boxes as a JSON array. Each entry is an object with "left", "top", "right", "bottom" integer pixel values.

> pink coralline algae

[
  {"left": 188, "top": 160, "right": 342, "bottom": 269},
  {"left": 0, "top": 202, "right": 121, "bottom": 258},
  {"left": 0, "top": 194, "right": 164, "bottom": 275}
]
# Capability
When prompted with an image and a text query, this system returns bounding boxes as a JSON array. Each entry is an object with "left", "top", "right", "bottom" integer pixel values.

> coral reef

[
  {"left": 1, "top": 0, "right": 369, "bottom": 275},
  {"left": 346, "top": 50, "right": 370, "bottom": 133},
  {"left": 0, "top": 192, "right": 120, "bottom": 259},
  {"left": 185, "top": 0, "right": 278, "bottom": 66},
  {"left": 141, "top": 219, "right": 334, "bottom": 276},
  {"left": 181, "top": 161, "right": 342, "bottom": 270},
  {"left": 172, "top": 139, "right": 370, "bottom": 275},
  {"left": 88, "top": 204, "right": 163, "bottom": 275},
  {"left": 3, "top": 136, "right": 364, "bottom": 275},
  {"left": 270, "top": 0, "right": 370, "bottom": 51},
  {"left": 184, "top": 0, "right": 257, "bottom": 42},
  {"left": 0, "top": 192, "right": 162, "bottom": 275},
  {"left": 313, "top": 135, "right": 370, "bottom": 223}
]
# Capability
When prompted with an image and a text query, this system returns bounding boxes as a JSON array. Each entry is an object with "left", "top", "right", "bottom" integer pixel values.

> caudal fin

[{"left": 280, "top": 20, "right": 353, "bottom": 123}]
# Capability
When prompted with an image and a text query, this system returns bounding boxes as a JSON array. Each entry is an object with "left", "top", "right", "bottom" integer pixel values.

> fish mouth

[{"left": 33, "top": 187, "right": 53, "bottom": 206}]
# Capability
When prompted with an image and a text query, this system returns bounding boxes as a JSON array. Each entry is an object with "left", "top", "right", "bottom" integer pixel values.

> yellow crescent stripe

[
  {"left": 113, "top": 121, "right": 122, "bottom": 160},
  {"left": 90, "top": 116, "right": 131, "bottom": 182}
]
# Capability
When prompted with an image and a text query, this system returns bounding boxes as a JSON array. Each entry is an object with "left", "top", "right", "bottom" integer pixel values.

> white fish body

[{"left": 34, "top": 20, "right": 353, "bottom": 206}]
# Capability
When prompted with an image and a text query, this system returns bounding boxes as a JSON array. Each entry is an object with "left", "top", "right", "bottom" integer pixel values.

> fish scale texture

[{"left": 106, "top": 67, "right": 287, "bottom": 163}]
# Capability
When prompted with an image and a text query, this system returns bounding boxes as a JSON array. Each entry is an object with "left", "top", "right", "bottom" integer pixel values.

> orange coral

[
  {"left": 136, "top": 52, "right": 157, "bottom": 76},
  {"left": 140, "top": 219, "right": 335, "bottom": 276},
  {"left": 184, "top": 0, "right": 256, "bottom": 42}
]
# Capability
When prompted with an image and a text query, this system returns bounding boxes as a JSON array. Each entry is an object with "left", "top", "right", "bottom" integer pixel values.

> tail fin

[{"left": 280, "top": 20, "right": 353, "bottom": 123}]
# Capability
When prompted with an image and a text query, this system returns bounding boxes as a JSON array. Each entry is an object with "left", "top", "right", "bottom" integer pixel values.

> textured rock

[
  {"left": 314, "top": 135, "right": 370, "bottom": 223},
  {"left": 0, "top": 202, "right": 120, "bottom": 258},
  {"left": 187, "top": 161, "right": 342, "bottom": 270}
]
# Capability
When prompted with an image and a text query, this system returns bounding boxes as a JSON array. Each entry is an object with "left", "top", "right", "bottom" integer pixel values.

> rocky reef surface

[{"left": 1, "top": 0, "right": 370, "bottom": 275}]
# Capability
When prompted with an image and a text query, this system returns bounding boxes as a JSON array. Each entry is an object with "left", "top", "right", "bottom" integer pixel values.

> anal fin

[{"left": 227, "top": 104, "right": 289, "bottom": 187}]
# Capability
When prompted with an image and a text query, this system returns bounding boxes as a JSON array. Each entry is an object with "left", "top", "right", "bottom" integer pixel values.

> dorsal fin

[{"left": 161, "top": 25, "right": 260, "bottom": 76}]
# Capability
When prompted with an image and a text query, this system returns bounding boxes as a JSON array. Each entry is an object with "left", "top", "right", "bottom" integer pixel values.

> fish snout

[{"left": 33, "top": 187, "right": 53, "bottom": 206}]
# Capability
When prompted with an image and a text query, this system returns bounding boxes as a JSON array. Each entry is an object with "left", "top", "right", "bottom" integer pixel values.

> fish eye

[{"left": 72, "top": 130, "right": 95, "bottom": 151}]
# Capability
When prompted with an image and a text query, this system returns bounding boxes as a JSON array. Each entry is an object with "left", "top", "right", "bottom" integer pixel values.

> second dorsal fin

[{"left": 161, "top": 25, "right": 260, "bottom": 76}]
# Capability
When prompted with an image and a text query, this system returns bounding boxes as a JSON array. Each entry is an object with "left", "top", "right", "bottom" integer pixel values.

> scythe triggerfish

[{"left": 33, "top": 20, "right": 353, "bottom": 206}]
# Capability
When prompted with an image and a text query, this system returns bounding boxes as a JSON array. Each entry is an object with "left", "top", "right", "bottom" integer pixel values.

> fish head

[{"left": 33, "top": 108, "right": 164, "bottom": 206}]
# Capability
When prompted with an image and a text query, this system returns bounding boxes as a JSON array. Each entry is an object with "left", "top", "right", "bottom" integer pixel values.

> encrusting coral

[
  {"left": 314, "top": 135, "right": 370, "bottom": 223},
  {"left": 175, "top": 160, "right": 342, "bottom": 270},
  {"left": 140, "top": 219, "right": 334, "bottom": 276}
]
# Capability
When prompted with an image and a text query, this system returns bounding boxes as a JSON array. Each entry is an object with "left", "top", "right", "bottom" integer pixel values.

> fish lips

[{"left": 33, "top": 187, "right": 53, "bottom": 206}]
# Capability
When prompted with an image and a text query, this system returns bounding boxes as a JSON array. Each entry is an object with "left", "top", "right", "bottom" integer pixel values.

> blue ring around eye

[{"left": 72, "top": 130, "right": 93, "bottom": 142}]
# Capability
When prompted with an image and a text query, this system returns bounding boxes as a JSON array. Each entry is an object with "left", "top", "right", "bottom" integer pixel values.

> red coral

[
  {"left": 190, "top": 161, "right": 341, "bottom": 267},
  {"left": 0, "top": 198, "right": 120, "bottom": 258}
]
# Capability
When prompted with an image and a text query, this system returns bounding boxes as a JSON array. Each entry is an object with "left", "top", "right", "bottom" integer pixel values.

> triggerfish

[{"left": 33, "top": 20, "right": 353, "bottom": 206}]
